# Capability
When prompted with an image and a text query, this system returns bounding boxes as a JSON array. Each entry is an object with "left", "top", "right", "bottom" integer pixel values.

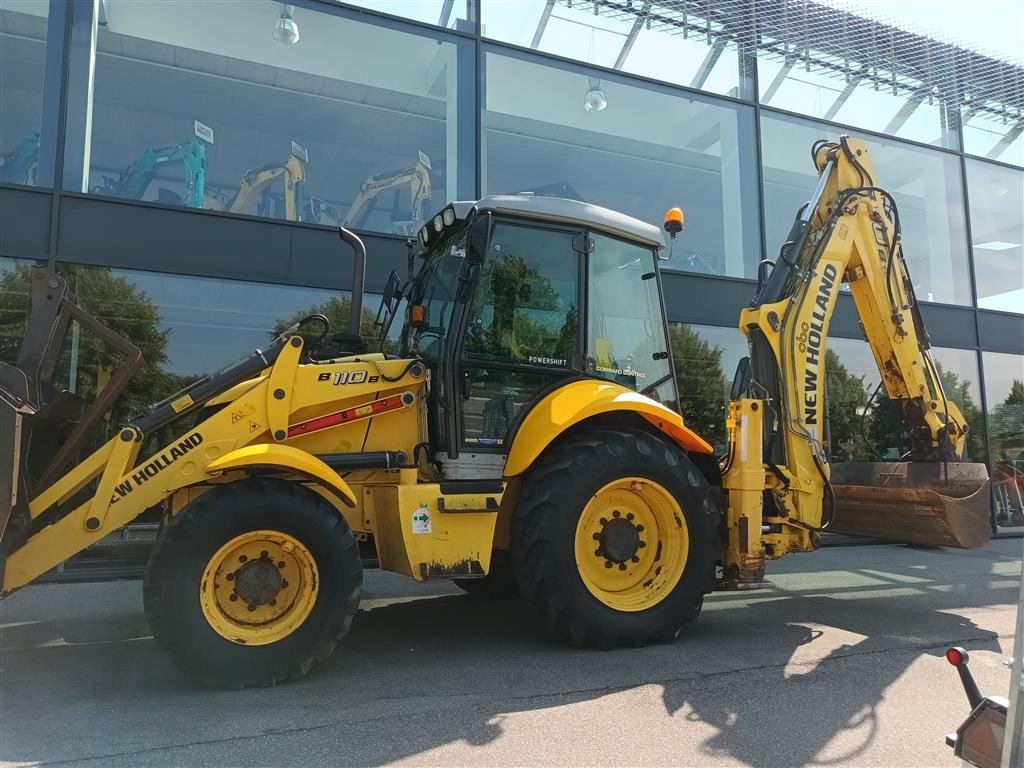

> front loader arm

[
  {"left": 1, "top": 336, "right": 293, "bottom": 595},
  {"left": 720, "top": 136, "right": 985, "bottom": 584}
]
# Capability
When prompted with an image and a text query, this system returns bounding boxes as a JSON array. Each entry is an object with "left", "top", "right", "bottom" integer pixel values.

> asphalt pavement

[{"left": 1, "top": 538, "right": 1021, "bottom": 767}]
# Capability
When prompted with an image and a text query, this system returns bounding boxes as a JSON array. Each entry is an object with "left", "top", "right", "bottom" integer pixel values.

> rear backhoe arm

[{"left": 721, "top": 136, "right": 989, "bottom": 584}]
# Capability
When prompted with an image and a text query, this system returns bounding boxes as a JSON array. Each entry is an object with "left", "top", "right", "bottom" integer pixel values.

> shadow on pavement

[{"left": 0, "top": 543, "right": 1017, "bottom": 767}]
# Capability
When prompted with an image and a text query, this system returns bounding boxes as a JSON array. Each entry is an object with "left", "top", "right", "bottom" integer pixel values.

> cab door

[{"left": 454, "top": 220, "right": 584, "bottom": 453}]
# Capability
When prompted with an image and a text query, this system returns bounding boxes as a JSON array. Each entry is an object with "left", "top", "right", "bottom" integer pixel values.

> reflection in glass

[
  {"left": 588, "top": 234, "right": 671, "bottom": 400},
  {"left": 483, "top": 51, "right": 761, "bottom": 278},
  {"left": 462, "top": 368, "right": 562, "bottom": 448},
  {"left": 826, "top": 338, "right": 985, "bottom": 462},
  {"left": 668, "top": 323, "right": 745, "bottom": 455},
  {"left": 0, "top": 1, "right": 49, "bottom": 187},
  {"left": 963, "top": 111, "right": 1024, "bottom": 169},
  {"left": 760, "top": 112, "right": 971, "bottom": 306},
  {"left": 465, "top": 223, "right": 579, "bottom": 366},
  {"left": 965, "top": 159, "right": 1024, "bottom": 314},
  {"left": 0, "top": 257, "right": 36, "bottom": 363},
  {"left": 481, "top": 0, "right": 746, "bottom": 98},
  {"left": 70, "top": 1, "right": 463, "bottom": 235},
  {"left": 342, "top": 0, "right": 471, "bottom": 31},
  {"left": 983, "top": 352, "right": 1024, "bottom": 527},
  {"left": 757, "top": 54, "right": 957, "bottom": 150}
]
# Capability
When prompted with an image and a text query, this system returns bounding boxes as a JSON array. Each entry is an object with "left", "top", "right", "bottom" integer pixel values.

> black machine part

[{"left": 944, "top": 647, "right": 1008, "bottom": 768}]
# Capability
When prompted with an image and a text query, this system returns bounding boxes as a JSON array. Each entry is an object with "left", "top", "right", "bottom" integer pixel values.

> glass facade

[
  {"left": 65, "top": 1, "right": 468, "bottom": 236},
  {"left": 760, "top": 111, "right": 972, "bottom": 306},
  {"left": 0, "top": 0, "right": 50, "bottom": 187},
  {"left": 0, "top": 0, "right": 1021, "bottom": 551},
  {"left": 984, "top": 352, "right": 1024, "bottom": 526},
  {"left": 965, "top": 159, "right": 1024, "bottom": 314},
  {"left": 343, "top": 0, "right": 472, "bottom": 31},
  {"left": 757, "top": 54, "right": 958, "bottom": 150},
  {"left": 482, "top": 0, "right": 749, "bottom": 98},
  {"left": 825, "top": 337, "right": 986, "bottom": 462},
  {"left": 483, "top": 50, "right": 761, "bottom": 278},
  {"left": 668, "top": 323, "right": 746, "bottom": 455},
  {"left": 963, "top": 111, "right": 1024, "bottom": 169}
]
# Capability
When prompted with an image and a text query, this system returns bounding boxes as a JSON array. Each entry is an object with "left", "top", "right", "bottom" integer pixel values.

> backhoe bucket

[{"left": 828, "top": 462, "right": 992, "bottom": 549}]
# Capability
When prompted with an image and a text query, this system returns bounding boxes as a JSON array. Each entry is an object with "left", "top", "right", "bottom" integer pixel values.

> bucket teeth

[{"left": 828, "top": 462, "right": 992, "bottom": 549}]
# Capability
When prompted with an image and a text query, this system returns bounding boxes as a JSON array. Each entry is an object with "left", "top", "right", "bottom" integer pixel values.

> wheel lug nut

[
  {"left": 604, "top": 561, "right": 613, "bottom": 569},
  {"left": 594, "top": 548, "right": 602, "bottom": 557},
  {"left": 638, "top": 541, "right": 646, "bottom": 548},
  {"left": 281, "top": 580, "right": 289, "bottom": 588},
  {"left": 626, "top": 513, "right": 634, "bottom": 521},
  {"left": 599, "top": 518, "right": 608, "bottom": 526},
  {"left": 260, "top": 550, "right": 269, "bottom": 558},
  {"left": 229, "top": 594, "right": 238, "bottom": 602},
  {"left": 631, "top": 556, "right": 640, "bottom": 563},
  {"left": 226, "top": 573, "right": 234, "bottom": 581},
  {"left": 618, "top": 563, "right": 627, "bottom": 571},
  {"left": 238, "top": 555, "right": 247, "bottom": 563},
  {"left": 636, "top": 524, "right": 644, "bottom": 532},
  {"left": 592, "top": 533, "right": 600, "bottom": 541},
  {"left": 247, "top": 604, "right": 257, "bottom": 612},
  {"left": 269, "top": 599, "right": 277, "bottom": 606},
  {"left": 612, "top": 510, "right": 621, "bottom": 518},
  {"left": 277, "top": 561, "right": 286, "bottom": 569}
]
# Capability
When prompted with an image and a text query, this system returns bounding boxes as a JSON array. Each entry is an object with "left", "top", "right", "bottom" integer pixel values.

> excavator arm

[
  {"left": 309, "top": 152, "right": 432, "bottom": 236},
  {"left": 226, "top": 148, "right": 307, "bottom": 221},
  {"left": 720, "top": 136, "right": 990, "bottom": 585},
  {"left": 106, "top": 136, "right": 208, "bottom": 208}
]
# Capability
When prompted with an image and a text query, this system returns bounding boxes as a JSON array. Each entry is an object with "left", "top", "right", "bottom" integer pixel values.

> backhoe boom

[{"left": 720, "top": 136, "right": 989, "bottom": 584}]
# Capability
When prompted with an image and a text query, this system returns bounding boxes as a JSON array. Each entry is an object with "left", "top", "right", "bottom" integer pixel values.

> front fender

[
  {"left": 503, "top": 380, "right": 713, "bottom": 477},
  {"left": 205, "top": 444, "right": 356, "bottom": 507}
]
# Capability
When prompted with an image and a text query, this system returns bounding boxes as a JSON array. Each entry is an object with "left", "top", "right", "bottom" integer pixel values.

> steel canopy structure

[{"left": 532, "top": 0, "right": 1023, "bottom": 158}]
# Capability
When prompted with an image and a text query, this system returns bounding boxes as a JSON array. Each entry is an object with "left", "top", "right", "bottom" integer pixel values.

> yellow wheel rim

[
  {"left": 574, "top": 477, "right": 689, "bottom": 612},
  {"left": 199, "top": 530, "right": 319, "bottom": 646}
]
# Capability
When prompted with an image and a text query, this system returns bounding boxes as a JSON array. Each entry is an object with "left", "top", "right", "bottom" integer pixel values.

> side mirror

[
  {"left": 382, "top": 269, "right": 402, "bottom": 314},
  {"left": 467, "top": 212, "right": 492, "bottom": 264},
  {"left": 730, "top": 356, "right": 751, "bottom": 400}
]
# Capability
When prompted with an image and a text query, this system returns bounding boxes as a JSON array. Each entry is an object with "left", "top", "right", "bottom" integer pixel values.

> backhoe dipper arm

[
  {"left": 721, "top": 136, "right": 971, "bottom": 583},
  {"left": 227, "top": 153, "right": 306, "bottom": 221}
]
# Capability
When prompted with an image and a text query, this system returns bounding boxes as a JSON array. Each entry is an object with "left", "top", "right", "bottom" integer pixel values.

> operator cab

[{"left": 382, "top": 195, "right": 677, "bottom": 460}]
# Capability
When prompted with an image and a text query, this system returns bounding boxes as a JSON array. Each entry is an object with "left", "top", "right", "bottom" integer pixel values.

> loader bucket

[{"left": 828, "top": 462, "right": 992, "bottom": 549}]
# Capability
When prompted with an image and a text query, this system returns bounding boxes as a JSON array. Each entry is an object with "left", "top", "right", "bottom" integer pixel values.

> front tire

[
  {"left": 144, "top": 478, "right": 362, "bottom": 688},
  {"left": 511, "top": 427, "right": 719, "bottom": 648}
]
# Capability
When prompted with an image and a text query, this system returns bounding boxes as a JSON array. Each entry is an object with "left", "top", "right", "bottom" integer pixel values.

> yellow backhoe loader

[{"left": 0, "top": 136, "right": 991, "bottom": 688}]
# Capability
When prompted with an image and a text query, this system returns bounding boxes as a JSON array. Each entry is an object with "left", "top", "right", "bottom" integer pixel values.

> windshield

[
  {"left": 587, "top": 233, "right": 677, "bottom": 408},
  {"left": 399, "top": 224, "right": 468, "bottom": 363}
]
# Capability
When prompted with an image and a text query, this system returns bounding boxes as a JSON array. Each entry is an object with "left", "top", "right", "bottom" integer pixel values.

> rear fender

[
  {"left": 205, "top": 444, "right": 356, "bottom": 507},
  {"left": 503, "top": 380, "right": 713, "bottom": 478}
]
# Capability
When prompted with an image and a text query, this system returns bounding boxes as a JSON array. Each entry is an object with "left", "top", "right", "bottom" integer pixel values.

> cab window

[
  {"left": 463, "top": 222, "right": 579, "bottom": 368},
  {"left": 587, "top": 232, "right": 674, "bottom": 403}
]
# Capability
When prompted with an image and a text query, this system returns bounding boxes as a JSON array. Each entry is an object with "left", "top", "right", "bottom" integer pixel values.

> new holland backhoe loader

[{"left": 0, "top": 136, "right": 991, "bottom": 688}]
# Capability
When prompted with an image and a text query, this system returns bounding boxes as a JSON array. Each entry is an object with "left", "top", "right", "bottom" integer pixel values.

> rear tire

[
  {"left": 144, "top": 478, "right": 362, "bottom": 688},
  {"left": 511, "top": 427, "right": 719, "bottom": 648}
]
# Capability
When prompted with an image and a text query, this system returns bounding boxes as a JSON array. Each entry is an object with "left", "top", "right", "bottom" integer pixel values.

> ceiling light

[
  {"left": 584, "top": 77, "right": 607, "bottom": 112},
  {"left": 273, "top": 4, "right": 300, "bottom": 44},
  {"left": 974, "top": 241, "right": 1022, "bottom": 251}
]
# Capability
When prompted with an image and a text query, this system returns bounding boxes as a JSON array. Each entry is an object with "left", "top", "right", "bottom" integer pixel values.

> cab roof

[{"left": 445, "top": 195, "right": 666, "bottom": 251}]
